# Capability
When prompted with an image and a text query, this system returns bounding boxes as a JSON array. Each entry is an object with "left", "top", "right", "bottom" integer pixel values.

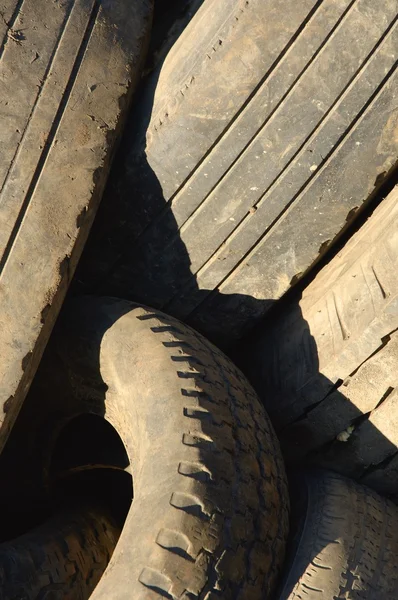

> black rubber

[
  {"left": 0, "top": 505, "right": 120, "bottom": 600},
  {"left": 36, "top": 296, "right": 289, "bottom": 600},
  {"left": 77, "top": 0, "right": 398, "bottom": 348},
  {"left": 278, "top": 470, "right": 398, "bottom": 599}
]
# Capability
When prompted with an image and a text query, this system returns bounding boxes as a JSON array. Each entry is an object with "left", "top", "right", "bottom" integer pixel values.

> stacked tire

[{"left": 1, "top": 0, "right": 397, "bottom": 598}]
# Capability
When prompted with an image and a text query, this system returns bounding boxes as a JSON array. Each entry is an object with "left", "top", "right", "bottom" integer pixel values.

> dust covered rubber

[
  {"left": 278, "top": 470, "right": 398, "bottom": 599},
  {"left": 243, "top": 185, "right": 398, "bottom": 495},
  {"left": 35, "top": 297, "right": 290, "bottom": 600},
  {"left": 0, "top": 505, "right": 120, "bottom": 599},
  {"left": 0, "top": 0, "right": 152, "bottom": 452},
  {"left": 77, "top": 0, "right": 398, "bottom": 348}
]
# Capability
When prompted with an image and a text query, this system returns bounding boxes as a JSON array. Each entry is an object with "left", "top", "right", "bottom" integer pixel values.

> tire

[
  {"left": 0, "top": 504, "right": 120, "bottom": 599},
  {"left": 0, "top": 0, "right": 152, "bottom": 453},
  {"left": 277, "top": 469, "right": 398, "bottom": 600},
  {"left": 44, "top": 296, "right": 289, "bottom": 600},
  {"left": 77, "top": 0, "right": 398, "bottom": 348},
  {"left": 243, "top": 185, "right": 398, "bottom": 495}
]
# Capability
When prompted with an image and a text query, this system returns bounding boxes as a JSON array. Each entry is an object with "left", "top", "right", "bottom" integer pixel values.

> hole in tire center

[{"left": 50, "top": 414, "right": 133, "bottom": 529}]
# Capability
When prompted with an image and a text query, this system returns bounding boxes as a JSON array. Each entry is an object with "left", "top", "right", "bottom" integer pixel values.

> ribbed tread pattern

[
  {"left": 278, "top": 470, "right": 398, "bottom": 599},
  {"left": 77, "top": 0, "right": 398, "bottom": 348},
  {"left": 244, "top": 186, "right": 398, "bottom": 494}
]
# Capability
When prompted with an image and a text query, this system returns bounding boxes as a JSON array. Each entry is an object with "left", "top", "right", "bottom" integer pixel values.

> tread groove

[
  {"left": 0, "top": 4, "right": 77, "bottom": 199},
  {"left": 169, "top": 17, "right": 398, "bottom": 317},
  {"left": 0, "top": 0, "right": 25, "bottom": 60},
  {"left": 175, "top": 0, "right": 359, "bottom": 240},
  {"left": 131, "top": 0, "right": 328, "bottom": 244},
  {"left": 186, "top": 55, "right": 398, "bottom": 325},
  {"left": 0, "top": 0, "right": 100, "bottom": 275}
]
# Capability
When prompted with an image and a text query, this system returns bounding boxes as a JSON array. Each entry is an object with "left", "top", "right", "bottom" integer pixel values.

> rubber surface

[
  {"left": 77, "top": 0, "right": 398, "bottom": 348},
  {"left": 40, "top": 297, "right": 289, "bottom": 600},
  {"left": 278, "top": 470, "right": 398, "bottom": 599},
  {"left": 243, "top": 186, "right": 398, "bottom": 494},
  {"left": 0, "top": 505, "right": 120, "bottom": 599},
  {"left": 0, "top": 0, "right": 152, "bottom": 452}
]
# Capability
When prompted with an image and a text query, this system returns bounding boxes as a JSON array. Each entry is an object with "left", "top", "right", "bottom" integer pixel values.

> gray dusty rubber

[
  {"left": 0, "top": 0, "right": 152, "bottom": 453},
  {"left": 77, "top": 0, "right": 398, "bottom": 348},
  {"left": 0, "top": 505, "right": 120, "bottom": 599},
  {"left": 40, "top": 297, "right": 289, "bottom": 600},
  {"left": 278, "top": 470, "right": 398, "bottom": 600},
  {"left": 243, "top": 186, "right": 398, "bottom": 495}
]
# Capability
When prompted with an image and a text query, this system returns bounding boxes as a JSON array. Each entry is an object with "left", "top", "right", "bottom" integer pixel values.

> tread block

[
  {"left": 139, "top": 567, "right": 172, "bottom": 595},
  {"left": 170, "top": 492, "right": 209, "bottom": 518},
  {"left": 156, "top": 528, "right": 194, "bottom": 560},
  {"left": 178, "top": 461, "right": 213, "bottom": 482}
]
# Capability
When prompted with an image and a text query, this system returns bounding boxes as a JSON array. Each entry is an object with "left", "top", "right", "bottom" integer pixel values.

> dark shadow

[
  {"left": 6, "top": 291, "right": 397, "bottom": 599},
  {"left": 67, "top": 2, "right": 398, "bottom": 502},
  {"left": 236, "top": 293, "right": 398, "bottom": 503},
  {"left": 0, "top": 3, "right": 396, "bottom": 597},
  {"left": 70, "top": 0, "right": 274, "bottom": 351}
]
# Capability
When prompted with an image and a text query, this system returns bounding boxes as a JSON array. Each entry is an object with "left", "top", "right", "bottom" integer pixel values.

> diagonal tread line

[
  {"left": 0, "top": 0, "right": 76, "bottom": 199},
  {"left": 184, "top": 54, "right": 398, "bottom": 320},
  {"left": 101, "top": 0, "right": 327, "bottom": 281},
  {"left": 165, "top": 12, "right": 398, "bottom": 311},
  {"left": 132, "top": 0, "right": 357, "bottom": 258},
  {"left": 0, "top": 0, "right": 100, "bottom": 277},
  {"left": 0, "top": 0, "right": 24, "bottom": 60},
  {"left": 163, "top": 0, "right": 328, "bottom": 207},
  {"left": 164, "top": 2, "right": 396, "bottom": 311},
  {"left": 176, "top": 0, "right": 359, "bottom": 238}
]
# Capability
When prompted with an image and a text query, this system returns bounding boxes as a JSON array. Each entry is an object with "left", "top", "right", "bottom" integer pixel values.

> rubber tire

[
  {"left": 0, "top": 505, "right": 120, "bottom": 599},
  {"left": 47, "top": 296, "right": 289, "bottom": 600},
  {"left": 0, "top": 0, "right": 152, "bottom": 453},
  {"left": 76, "top": 0, "right": 398, "bottom": 348},
  {"left": 277, "top": 469, "right": 398, "bottom": 599},
  {"left": 243, "top": 185, "right": 398, "bottom": 495}
]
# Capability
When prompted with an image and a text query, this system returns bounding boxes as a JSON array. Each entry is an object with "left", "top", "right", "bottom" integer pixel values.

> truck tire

[
  {"left": 77, "top": 0, "right": 398, "bottom": 348},
  {"left": 243, "top": 185, "right": 398, "bottom": 495},
  {"left": 0, "top": 505, "right": 120, "bottom": 599},
  {"left": 46, "top": 296, "right": 289, "bottom": 600},
  {"left": 278, "top": 470, "right": 398, "bottom": 600}
]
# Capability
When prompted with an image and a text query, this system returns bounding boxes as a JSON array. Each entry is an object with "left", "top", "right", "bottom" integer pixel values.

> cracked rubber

[
  {"left": 243, "top": 185, "right": 398, "bottom": 494},
  {"left": 0, "top": 505, "right": 120, "bottom": 599},
  {"left": 278, "top": 470, "right": 398, "bottom": 599},
  {"left": 77, "top": 0, "right": 398, "bottom": 348},
  {"left": 49, "top": 297, "right": 289, "bottom": 600}
]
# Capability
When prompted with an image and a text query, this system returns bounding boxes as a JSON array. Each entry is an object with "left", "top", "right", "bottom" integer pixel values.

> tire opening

[{"left": 50, "top": 414, "right": 133, "bottom": 529}]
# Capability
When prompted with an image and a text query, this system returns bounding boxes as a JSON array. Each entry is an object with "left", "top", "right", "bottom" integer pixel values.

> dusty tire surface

[
  {"left": 77, "top": 0, "right": 398, "bottom": 348},
  {"left": 0, "top": 505, "right": 120, "bottom": 600},
  {"left": 0, "top": 0, "right": 152, "bottom": 452},
  {"left": 243, "top": 185, "right": 398, "bottom": 494},
  {"left": 45, "top": 297, "right": 290, "bottom": 600},
  {"left": 278, "top": 470, "right": 398, "bottom": 599}
]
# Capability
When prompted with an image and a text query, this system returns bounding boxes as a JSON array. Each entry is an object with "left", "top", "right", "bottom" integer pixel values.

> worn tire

[
  {"left": 243, "top": 185, "right": 398, "bottom": 495},
  {"left": 0, "top": 505, "right": 120, "bottom": 599},
  {"left": 278, "top": 470, "right": 398, "bottom": 599},
  {"left": 77, "top": 0, "right": 398, "bottom": 348},
  {"left": 46, "top": 296, "right": 290, "bottom": 600},
  {"left": 0, "top": 0, "right": 153, "bottom": 453}
]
